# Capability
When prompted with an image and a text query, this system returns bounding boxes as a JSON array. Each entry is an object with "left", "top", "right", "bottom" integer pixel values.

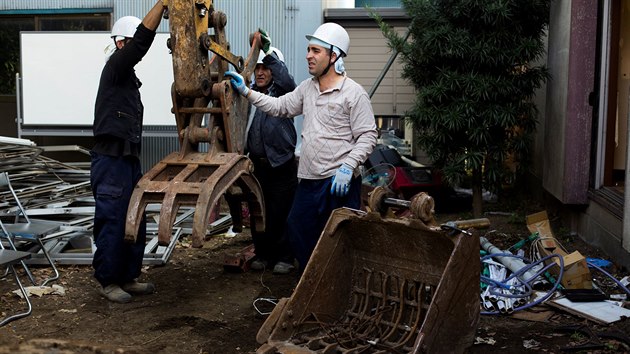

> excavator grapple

[
  {"left": 125, "top": 0, "right": 265, "bottom": 247},
  {"left": 256, "top": 188, "right": 486, "bottom": 353}
]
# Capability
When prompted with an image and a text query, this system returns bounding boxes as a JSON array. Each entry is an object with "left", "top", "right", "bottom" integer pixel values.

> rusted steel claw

[
  {"left": 125, "top": 0, "right": 266, "bottom": 249},
  {"left": 125, "top": 152, "right": 264, "bottom": 248}
]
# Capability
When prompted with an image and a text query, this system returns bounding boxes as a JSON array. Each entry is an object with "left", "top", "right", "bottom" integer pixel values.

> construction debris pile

[
  {"left": 255, "top": 186, "right": 630, "bottom": 353},
  {"left": 478, "top": 210, "right": 630, "bottom": 342},
  {"left": 256, "top": 188, "right": 482, "bottom": 353},
  {"left": 0, "top": 136, "right": 230, "bottom": 266},
  {"left": 0, "top": 137, "right": 93, "bottom": 230}
]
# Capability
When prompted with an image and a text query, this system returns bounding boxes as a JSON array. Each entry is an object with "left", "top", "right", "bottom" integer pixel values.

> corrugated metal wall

[
  {"left": 0, "top": 0, "right": 112, "bottom": 10},
  {"left": 141, "top": 126, "right": 179, "bottom": 171},
  {"left": 1, "top": 0, "right": 322, "bottom": 168},
  {"left": 115, "top": 0, "right": 323, "bottom": 85},
  {"left": 128, "top": 0, "right": 321, "bottom": 169},
  {"left": 215, "top": 0, "right": 322, "bottom": 155},
  {"left": 215, "top": 0, "right": 321, "bottom": 85},
  {"left": 113, "top": 0, "right": 322, "bottom": 82},
  {"left": 113, "top": 0, "right": 168, "bottom": 32}
]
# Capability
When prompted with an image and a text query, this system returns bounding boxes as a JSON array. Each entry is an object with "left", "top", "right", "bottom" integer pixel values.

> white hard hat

[
  {"left": 257, "top": 47, "right": 284, "bottom": 64},
  {"left": 111, "top": 16, "right": 141, "bottom": 41},
  {"left": 306, "top": 22, "right": 349, "bottom": 56}
]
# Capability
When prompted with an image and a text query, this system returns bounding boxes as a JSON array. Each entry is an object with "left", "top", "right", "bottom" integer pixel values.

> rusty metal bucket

[{"left": 256, "top": 190, "right": 482, "bottom": 353}]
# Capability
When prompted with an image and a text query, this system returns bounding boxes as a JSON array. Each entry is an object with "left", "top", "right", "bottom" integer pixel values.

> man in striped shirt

[{"left": 225, "top": 22, "right": 377, "bottom": 273}]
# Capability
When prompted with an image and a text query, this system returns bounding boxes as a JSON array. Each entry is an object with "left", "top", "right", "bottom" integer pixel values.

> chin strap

[{"left": 320, "top": 45, "right": 340, "bottom": 77}]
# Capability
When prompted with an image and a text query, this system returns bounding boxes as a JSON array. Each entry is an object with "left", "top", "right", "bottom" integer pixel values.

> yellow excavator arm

[{"left": 125, "top": 0, "right": 265, "bottom": 248}]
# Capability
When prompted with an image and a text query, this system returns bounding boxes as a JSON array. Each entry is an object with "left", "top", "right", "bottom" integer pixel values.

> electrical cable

[
  {"left": 252, "top": 266, "right": 278, "bottom": 316},
  {"left": 480, "top": 252, "right": 564, "bottom": 315},
  {"left": 530, "top": 236, "right": 630, "bottom": 298},
  {"left": 586, "top": 260, "right": 630, "bottom": 297},
  {"left": 253, "top": 297, "right": 278, "bottom": 316}
]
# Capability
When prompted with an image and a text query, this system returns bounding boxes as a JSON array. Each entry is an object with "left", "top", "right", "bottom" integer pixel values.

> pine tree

[{"left": 376, "top": 0, "right": 550, "bottom": 216}]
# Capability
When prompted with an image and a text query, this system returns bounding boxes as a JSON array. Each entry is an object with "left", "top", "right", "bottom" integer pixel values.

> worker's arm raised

[{"left": 142, "top": 0, "right": 166, "bottom": 31}]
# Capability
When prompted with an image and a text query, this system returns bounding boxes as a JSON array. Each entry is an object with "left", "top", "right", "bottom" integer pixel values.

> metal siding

[
  {"left": 141, "top": 128, "right": 180, "bottom": 173},
  {"left": 345, "top": 26, "right": 413, "bottom": 116},
  {"left": 215, "top": 0, "right": 323, "bottom": 155},
  {"left": 0, "top": 0, "right": 113, "bottom": 10},
  {"left": 215, "top": 0, "right": 320, "bottom": 85},
  {"left": 113, "top": 0, "right": 168, "bottom": 32},
  {"left": 2, "top": 0, "right": 320, "bottom": 86},
  {"left": 3, "top": 0, "right": 322, "bottom": 163}
]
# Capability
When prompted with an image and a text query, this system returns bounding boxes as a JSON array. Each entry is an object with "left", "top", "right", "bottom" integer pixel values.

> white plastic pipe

[{"left": 480, "top": 237, "right": 539, "bottom": 282}]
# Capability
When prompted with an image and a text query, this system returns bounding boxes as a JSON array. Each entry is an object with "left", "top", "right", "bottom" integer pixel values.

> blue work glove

[
  {"left": 224, "top": 71, "right": 249, "bottom": 97},
  {"left": 330, "top": 163, "right": 353, "bottom": 197},
  {"left": 259, "top": 28, "right": 272, "bottom": 55}
]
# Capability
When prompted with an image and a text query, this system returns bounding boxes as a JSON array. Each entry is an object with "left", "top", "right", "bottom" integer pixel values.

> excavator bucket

[
  {"left": 125, "top": 0, "right": 266, "bottom": 247},
  {"left": 256, "top": 188, "right": 484, "bottom": 353}
]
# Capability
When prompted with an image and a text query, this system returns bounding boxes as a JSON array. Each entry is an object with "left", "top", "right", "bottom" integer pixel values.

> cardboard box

[{"left": 526, "top": 211, "right": 592, "bottom": 289}]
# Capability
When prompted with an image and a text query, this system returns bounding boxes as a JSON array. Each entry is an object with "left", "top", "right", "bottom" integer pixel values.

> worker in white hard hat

[
  {"left": 244, "top": 29, "right": 298, "bottom": 275},
  {"left": 91, "top": 0, "right": 166, "bottom": 304},
  {"left": 225, "top": 22, "right": 377, "bottom": 273}
]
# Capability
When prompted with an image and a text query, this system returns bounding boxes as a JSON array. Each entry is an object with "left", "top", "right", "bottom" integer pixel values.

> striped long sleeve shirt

[{"left": 247, "top": 75, "right": 378, "bottom": 180}]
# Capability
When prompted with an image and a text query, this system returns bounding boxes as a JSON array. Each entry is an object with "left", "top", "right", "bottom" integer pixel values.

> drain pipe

[
  {"left": 623, "top": 86, "right": 630, "bottom": 252},
  {"left": 480, "top": 237, "right": 539, "bottom": 282},
  {"left": 15, "top": 73, "right": 22, "bottom": 139},
  {"left": 368, "top": 30, "right": 411, "bottom": 99}
]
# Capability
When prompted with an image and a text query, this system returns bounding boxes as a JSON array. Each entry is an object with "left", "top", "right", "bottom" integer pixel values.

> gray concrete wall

[{"left": 570, "top": 201, "right": 630, "bottom": 269}]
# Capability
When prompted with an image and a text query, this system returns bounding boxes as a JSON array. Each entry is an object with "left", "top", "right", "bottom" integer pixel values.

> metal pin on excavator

[{"left": 124, "top": 0, "right": 265, "bottom": 248}]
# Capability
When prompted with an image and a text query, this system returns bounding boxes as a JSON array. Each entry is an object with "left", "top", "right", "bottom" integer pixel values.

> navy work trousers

[
  {"left": 251, "top": 158, "right": 298, "bottom": 265},
  {"left": 90, "top": 152, "right": 146, "bottom": 287},
  {"left": 287, "top": 176, "right": 361, "bottom": 272}
]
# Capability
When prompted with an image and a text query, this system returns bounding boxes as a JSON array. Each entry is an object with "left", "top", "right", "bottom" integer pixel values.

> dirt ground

[{"left": 1, "top": 199, "right": 630, "bottom": 354}]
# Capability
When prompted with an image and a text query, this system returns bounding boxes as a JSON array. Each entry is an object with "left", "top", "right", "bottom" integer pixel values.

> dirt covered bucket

[{"left": 256, "top": 190, "right": 482, "bottom": 353}]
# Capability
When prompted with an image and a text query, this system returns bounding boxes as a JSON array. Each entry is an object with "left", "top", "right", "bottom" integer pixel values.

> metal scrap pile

[
  {"left": 0, "top": 137, "right": 93, "bottom": 224},
  {"left": 0, "top": 136, "right": 230, "bottom": 265}
]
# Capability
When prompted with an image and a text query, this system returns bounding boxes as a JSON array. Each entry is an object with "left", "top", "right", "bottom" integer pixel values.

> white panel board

[{"left": 20, "top": 31, "right": 174, "bottom": 126}]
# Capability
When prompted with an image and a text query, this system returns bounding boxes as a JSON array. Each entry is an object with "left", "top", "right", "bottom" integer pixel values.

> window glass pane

[
  {"left": 0, "top": 14, "right": 110, "bottom": 95},
  {"left": 0, "top": 18, "right": 35, "bottom": 94},
  {"left": 40, "top": 16, "right": 109, "bottom": 31},
  {"left": 355, "top": 0, "right": 401, "bottom": 7}
]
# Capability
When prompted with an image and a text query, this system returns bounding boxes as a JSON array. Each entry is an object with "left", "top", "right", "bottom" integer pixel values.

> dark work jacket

[
  {"left": 246, "top": 53, "right": 297, "bottom": 167},
  {"left": 92, "top": 23, "right": 156, "bottom": 157}
]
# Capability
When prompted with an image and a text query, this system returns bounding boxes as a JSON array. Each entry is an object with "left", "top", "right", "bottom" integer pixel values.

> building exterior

[
  {"left": 330, "top": 1, "right": 630, "bottom": 268},
  {"left": 0, "top": 0, "right": 324, "bottom": 164},
  {"left": 5, "top": 0, "right": 624, "bottom": 269},
  {"left": 0, "top": 0, "right": 414, "bottom": 165},
  {"left": 536, "top": 0, "right": 630, "bottom": 268}
]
